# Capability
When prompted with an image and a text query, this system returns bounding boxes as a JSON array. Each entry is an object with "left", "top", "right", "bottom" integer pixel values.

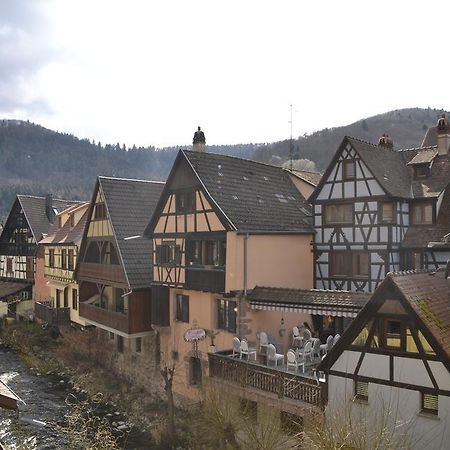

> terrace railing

[
  {"left": 208, "top": 351, "right": 327, "bottom": 409},
  {"left": 35, "top": 302, "right": 70, "bottom": 326}
]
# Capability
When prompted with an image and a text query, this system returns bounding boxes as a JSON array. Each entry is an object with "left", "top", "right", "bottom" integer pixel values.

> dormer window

[
  {"left": 414, "top": 164, "right": 430, "bottom": 179},
  {"left": 411, "top": 202, "right": 434, "bottom": 225},
  {"left": 343, "top": 160, "right": 356, "bottom": 180},
  {"left": 176, "top": 191, "right": 196, "bottom": 213}
]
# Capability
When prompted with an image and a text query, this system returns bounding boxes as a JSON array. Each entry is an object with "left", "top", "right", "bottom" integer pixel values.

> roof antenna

[{"left": 289, "top": 104, "right": 293, "bottom": 171}]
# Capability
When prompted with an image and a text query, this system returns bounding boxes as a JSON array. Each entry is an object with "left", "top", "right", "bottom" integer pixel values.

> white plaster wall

[
  {"left": 332, "top": 350, "right": 361, "bottom": 373},
  {"left": 358, "top": 353, "right": 389, "bottom": 380},
  {"left": 326, "top": 375, "right": 450, "bottom": 450},
  {"left": 428, "top": 361, "right": 450, "bottom": 391},
  {"left": 394, "top": 356, "right": 434, "bottom": 388}
]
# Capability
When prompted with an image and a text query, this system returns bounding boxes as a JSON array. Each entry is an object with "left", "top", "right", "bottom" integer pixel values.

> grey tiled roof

[
  {"left": 347, "top": 137, "right": 450, "bottom": 199},
  {"left": 407, "top": 149, "right": 438, "bottom": 165},
  {"left": 290, "top": 170, "right": 322, "bottom": 186},
  {"left": 17, "top": 195, "right": 82, "bottom": 241},
  {"left": 99, "top": 177, "right": 165, "bottom": 289},
  {"left": 0, "top": 280, "right": 31, "bottom": 300},
  {"left": 184, "top": 151, "right": 313, "bottom": 233},
  {"left": 248, "top": 286, "right": 370, "bottom": 309}
]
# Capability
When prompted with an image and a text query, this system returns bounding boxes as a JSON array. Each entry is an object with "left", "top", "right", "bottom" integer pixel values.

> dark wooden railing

[
  {"left": 79, "top": 302, "right": 129, "bottom": 333},
  {"left": 77, "top": 262, "right": 127, "bottom": 285},
  {"left": 35, "top": 302, "right": 70, "bottom": 326},
  {"left": 185, "top": 267, "right": 225, "bottom": 293},
  {"left": 208, "top": 352, "right": 327, "bottom": 409}
]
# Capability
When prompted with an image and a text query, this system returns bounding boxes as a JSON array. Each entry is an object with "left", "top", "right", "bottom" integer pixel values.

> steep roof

[
  {"left": 17, "top": 195, "right": 82, "bottom": 241},
  {"left": 390, "top": 269, "right": 450, "bottom": 358},
  {"left": 183, "top": 150, "right": 313, "bottom": 233},
  {"left": 289, "top": 169, "right": 322, "bottom": 187},
  {"left": 99, "top": 176, "right": 165, "bottom": 289}
]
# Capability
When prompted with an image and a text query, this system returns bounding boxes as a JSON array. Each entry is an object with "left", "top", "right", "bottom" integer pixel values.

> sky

[{"left": 1, "top": 0, "right": 449, "bottom": 148}]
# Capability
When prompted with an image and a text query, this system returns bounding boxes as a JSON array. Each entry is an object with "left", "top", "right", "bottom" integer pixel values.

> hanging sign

[{"left": 184, "top": 328, "right": 206, "bottom": 342}]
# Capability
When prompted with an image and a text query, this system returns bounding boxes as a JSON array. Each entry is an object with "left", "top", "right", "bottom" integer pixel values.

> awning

[{"left": 250, "top": 301, "right": 360, "bottom": 318}]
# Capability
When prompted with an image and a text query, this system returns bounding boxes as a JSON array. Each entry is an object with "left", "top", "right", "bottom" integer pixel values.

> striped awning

[{"left": 250, "top": 301, "right": 360, "bottom": 318}]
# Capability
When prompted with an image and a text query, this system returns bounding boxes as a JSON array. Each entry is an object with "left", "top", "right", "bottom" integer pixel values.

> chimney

[
  {"left": 45, "top": 194, "right": 55, "bottom": 224},
  {"left": 436, "top": 114, "right": 450, "bottom": 155},
  {"left": 192, "top": 126, "right": 206, "bottom": 152},
  {"left": 378, "top": 133, "right": 394, "bottom": 149}
]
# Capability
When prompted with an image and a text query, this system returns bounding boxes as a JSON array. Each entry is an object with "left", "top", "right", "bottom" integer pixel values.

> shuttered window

[
  {"left": 355, "top": 380, "right": 369, "bottom": 401},
  {"left": 422, "top": 393, "right": 438, "bottom": 415}
]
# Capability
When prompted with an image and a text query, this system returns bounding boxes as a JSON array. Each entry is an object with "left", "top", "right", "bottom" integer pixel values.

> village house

[
  {"left": 34, "top": 202, "right": 90, "bottom": 327},
  {"left": 0, "top": 194, "right": 80, "bottom": 318},
  {"left": 310, "top": 117, "right": 450, "bottom": 293},
  {"left": 144, "top": 148, "right": 320, "bottom": 403},
  {"left": 317, "top": 266, "right": 450, "bottom": 449},
  {"left": 73, "top": 176, "right": 164, "bottom": 386}
]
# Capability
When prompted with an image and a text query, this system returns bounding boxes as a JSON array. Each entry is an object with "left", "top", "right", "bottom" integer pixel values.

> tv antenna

[{"left": 289, "top": 104, "right": 293, "bottom": 171}]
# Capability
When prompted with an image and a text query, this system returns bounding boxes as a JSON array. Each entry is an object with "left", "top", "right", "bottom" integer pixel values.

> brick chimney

[
  {"left": 436, "top": 114, "right": 450, "bottom": 155},
  {"left": 378, "top": 133, "right": 394, "bottom": 149},
  {"left": 45, "top": 194, "right": 55, "bottom": 224}
]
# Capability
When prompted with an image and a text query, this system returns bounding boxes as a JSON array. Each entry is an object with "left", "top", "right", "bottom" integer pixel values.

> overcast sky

[{"left": 1, "top": 0, "right": 449, "bottom": 148}]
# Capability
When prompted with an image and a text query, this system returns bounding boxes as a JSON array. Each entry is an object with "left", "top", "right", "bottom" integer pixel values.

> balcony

[
  {"left": 185, "top": 267, "right": 225, "bottom": 293},
  {"left": 208, "top": 351, "right": 327, "bottom": 409},
  {"left": 80, "top": 302, "right": 129, "bottom": 333},
  {"left": 35, "top": 301, "right": 70, "bottom": 326},
  {"left": 77, "top": 262, "right": 127, "bottom": 285}
]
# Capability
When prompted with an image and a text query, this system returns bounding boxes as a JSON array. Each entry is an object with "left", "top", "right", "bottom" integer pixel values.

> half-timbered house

[
  {"left": 0, "top": 195, "right": 80, "bottom": 307},
  {"left": 75, "top": 176, "right": 164, "bottom": 347},
  {"left": 317, "top": 267, "right": 450, "bottom": 449},
  {"left": 144, "top": 149, "right": 315, "bottom": 399},
  {"left": 311, "top": 116, "right": 450, "bottom": 293},
  {"left": 35, "top": 202, "right": 89, "bottom": 326}
]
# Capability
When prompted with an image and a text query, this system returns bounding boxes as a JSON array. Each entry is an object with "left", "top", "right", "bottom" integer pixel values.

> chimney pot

[
  {"left": 378, "top": 133, "right": 394, "bottom": 149},
  {"left": 436, "top": 114, "right": 450, "bottom": 155}
]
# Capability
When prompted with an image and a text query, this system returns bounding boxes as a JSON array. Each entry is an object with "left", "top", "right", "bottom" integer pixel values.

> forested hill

[
  {"left": 0, "top": 120, "right": 257, "bottom": 220},
  {"left": 252, "top": 107, "right": 449, "bottom": 170},
  {"left": 0, "top": 107, "right": 447, "bottom": 221}
]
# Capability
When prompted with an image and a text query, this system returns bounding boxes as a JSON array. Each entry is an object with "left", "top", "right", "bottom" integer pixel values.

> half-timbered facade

[
  {"left": 0, "top": 195, "right": 80, "bottom": 301},
  {"left": 36, "top": 202, "right": 89, "bottom": 326},
  {"left": 145, "top": 149, "right": 315, "bottom": 399},
  {"left": 75, "top": 176, "right": 164, "bottom": 341},
  {"left": 311, "top": 118, "right": 450, "bottom": 293},
  {"left": 318, "top": 268, "right": 450, "bottom": 449}
]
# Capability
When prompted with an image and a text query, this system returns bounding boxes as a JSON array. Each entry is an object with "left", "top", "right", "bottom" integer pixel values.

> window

[
  {"left": 175, "top": 294, "right": 189, "bottom": 323},
  {"left": 343, "top": 160, "right": 356, "bottom": 180},
  {"left": 72, "top": 289, "right": 78, "bottom": 310},
  {"left": 380, "top": 202, "right": 395, "bottom": 223},
  {"left": 56, "top": 289, "right": 61, "bottom": 308},
  {"left": 101, "top": 242, "right": 119, "bottom": 265},
  {"left": 187, "top": 239, "right": 226, "bottom": 267},
  {"left": 49, "top": 249, "right": 55, "bottom": 268},
  {"left": 135, "top": 337, "right": 142, "bottom": 353},
  {"left": 94, "top": 203, "right": 107, "bottom": 220},
  {"left": 6, "top": 257, "right": 13, "bottom": 274},
  {"left": 385, "top": 319, "right": 402, "bottom": 349},
  {"left": 352, "top": 252, "right": 369, "bottom": 278},
  {"left": 330, "top": 251, "right": 369, "bottom": 278},
  {"left": 422, "top": 393, "right": 438, "bottom": 415},
  {"left": 355, "top": 380, "right": 369, "bottom": 401},
  {"left": 68, "top": 249, "right": 74, "bottom": 270},
  {"left": 217, "top": 299, "right": 237, "bottom": 333},
  {"left": 414, "top": 164, "right": 430, "bottom": 179},
  {"left": 115, "top": 289, "right": 128, "bottom": 314},
  {"left": 176, "top": 191, "right": 196, "bottom": 213},
  {"left": 324, "top": 204, "right": 353, "bottom": 225},
  {"left": 156, "top": 242, "right": 181, "bottom": 265},
  {"left": 61, "top": 249, "right": 67, "bottom": 269},
  {"left": 411, "top": 203, "right": 434, "bottom": 225},
  {"left": 117, "top": 335, "right": 124, "bottom": 353},
  {"left": 26, "top": 256, "right": 34, "bottom": 278},
  {"left": 109, "top": 332, "right": 115, "bottom": 340}
]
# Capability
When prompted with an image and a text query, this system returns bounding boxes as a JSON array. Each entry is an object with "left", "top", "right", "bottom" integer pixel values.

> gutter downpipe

[{"left": 243, "top": 233, "right": 249, "bottom": 296}]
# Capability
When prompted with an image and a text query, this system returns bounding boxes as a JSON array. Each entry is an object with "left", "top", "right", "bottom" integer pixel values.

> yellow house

[
  {"left": 38, "top": 202, "right": 89, "bottom": 326},
  {"left": 144, "top": 149, "right": 316, "bottom": 401}
]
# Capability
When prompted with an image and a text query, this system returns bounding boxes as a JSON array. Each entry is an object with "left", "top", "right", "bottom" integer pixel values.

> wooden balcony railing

[
  {"left": 185, "top": 267, "right": 225, "bottom": 293},
  {"left": 77, "top": 262, "right": 127, "bottom": 285},
  {"left": 79, "top": 302, "right": 129, "bottom": 334},
  {"left": 208, "top": 352, "right": 327, "bottom": 409},
  {"left": 35, "top": 302, "right": 70, "bottom": 326}
]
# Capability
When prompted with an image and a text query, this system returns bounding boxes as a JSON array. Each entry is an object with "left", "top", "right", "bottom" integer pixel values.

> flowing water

[{"left": 0, "top": 346, "right": 154, "bottom": 449}]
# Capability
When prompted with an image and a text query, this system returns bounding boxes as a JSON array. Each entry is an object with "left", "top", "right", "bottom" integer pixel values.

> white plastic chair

[
  {"left": 292, "top": 326, "right": 302, "bottom": 346},
  {"left": 298, "top": 340, "right": 313, "bottom": 362},
  {"left": 312, "top": 338, "right": 321, "bottom": 360},
  {"left": 232, "top": 337, "right": 241, "bottom": 357},
  {"left": 333, "top": 334, "right": 341, "bottom": 347},
  {"left": 259, "top": 331, "right": 269, "bottom": 353},
  {"left": 240, "top": 339, "right": 257, "bottom": 360},
  {"left": 267, "top": 343, "right": 284, "bottom": 367},
  {"left": 287, "top": 350, "right": 305, "bottom": 373},
  {"left": 320, "top": 335, "right": 334, "bottom": 355},
  {"left": 302, "top": 328, "right": 312, "bottom": 342}
]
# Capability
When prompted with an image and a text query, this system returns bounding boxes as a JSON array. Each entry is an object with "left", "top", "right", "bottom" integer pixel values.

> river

[{"left": 0, "top": 346, "right": 154, "bottom": 449}]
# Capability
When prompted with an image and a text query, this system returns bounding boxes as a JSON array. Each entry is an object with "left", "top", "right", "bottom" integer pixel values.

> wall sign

[{"left": 184, "top": 328, "right": 206, "bottom": 342}]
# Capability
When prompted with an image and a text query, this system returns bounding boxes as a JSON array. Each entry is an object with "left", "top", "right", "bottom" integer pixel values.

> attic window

[
  {"left": 263, "top": 176, "right": 269, "bottom": 181},
  {"left": 232, "top": 195, "right": 239, "bottom": 200},
  {"left": 275, "top": 194, "right": 288, "bottom": 203},
  {"left": 414, "top": 164, "right": 430, "bottom": 179},
  {"left": 243, "top": 176, "right": 249, "bottom": 181},
  {"left": 218, "top": 172, "right": 223, "bottom": 177}
]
